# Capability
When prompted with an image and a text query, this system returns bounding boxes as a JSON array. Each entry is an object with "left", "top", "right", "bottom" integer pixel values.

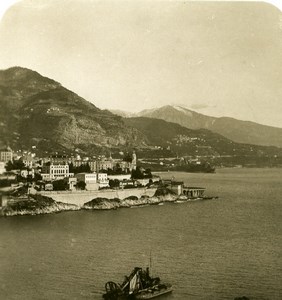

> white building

[
  {"left": 75, "top": 172, "right": 99, "bottom": 191},
  {"left": 22, "top": 155, "right": 34, "bottom": 169},
  {"left": 20, "top": 169, "right": 35, "bottom": 178},
  {"left": 75, "top": 172, "right": 97, "bottom": 184},
  {"left": 41, "top": 163, "right": 73, "bottom": 181},
  {"left": 0, "top": 162, "right": 6, "bottom": 174},
  {"left": 0, "top": 147, "right": 13, "bottom": 162},
  {"left": 131, "top": 151, "right": 137, "bottom": 170},
  {"left": 108, "top": 174, "right": 131, "bottom": 181},
  {"left": 97, "top": 173, "right": 109, "bottom": 188},
  {"left": 96, "top": 158, "right": 113, "bottom": 171}
]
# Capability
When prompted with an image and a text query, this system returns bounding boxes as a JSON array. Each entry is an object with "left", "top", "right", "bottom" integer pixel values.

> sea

[{"left": 0, "top": 168, "right": 281, "bottom": 300}]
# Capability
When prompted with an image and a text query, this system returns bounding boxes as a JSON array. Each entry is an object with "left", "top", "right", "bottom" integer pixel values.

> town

[
  {"left": 0, "top": 146, "right": 153, "bottom": 191},
  {"left": 0, "top": 146, "right": 207, "bottom": 213}
]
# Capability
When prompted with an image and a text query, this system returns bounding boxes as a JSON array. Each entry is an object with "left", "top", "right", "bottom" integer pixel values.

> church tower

[{"left": 132, "top": 151, "right": 137, "bottom": 170}]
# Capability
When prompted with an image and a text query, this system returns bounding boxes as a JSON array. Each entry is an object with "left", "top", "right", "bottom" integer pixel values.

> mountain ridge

[
  {"left": 0, "top": 66, "right": 147, "bottom": 154},
  {"left": 112, "top": 105, "right": 282, "bottom": 148},
  {"left": 1, "top": 66, "right": 282, "bottom": 167}
]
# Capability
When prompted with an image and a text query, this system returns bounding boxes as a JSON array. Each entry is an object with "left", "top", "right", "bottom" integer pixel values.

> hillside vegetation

[{"left": 0, "top": 67, "right": 147, "bottom": 154}]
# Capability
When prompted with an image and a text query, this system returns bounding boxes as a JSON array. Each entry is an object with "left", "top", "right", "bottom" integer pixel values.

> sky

[{"left": 0, "top": 0, "right": 282, "bottom": 128}]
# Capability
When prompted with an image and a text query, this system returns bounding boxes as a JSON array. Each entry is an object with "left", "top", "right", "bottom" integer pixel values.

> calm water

[{"left": 0, "top": 168, "right": 281, "bottom": 300}]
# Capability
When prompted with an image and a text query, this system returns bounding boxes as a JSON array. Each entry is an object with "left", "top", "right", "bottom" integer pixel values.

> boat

[{"left": 102, "top": 267, "right": 172, "bottom": 300}]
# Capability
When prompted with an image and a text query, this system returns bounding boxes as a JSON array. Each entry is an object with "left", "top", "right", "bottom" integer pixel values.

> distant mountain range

[
  {"left": 124, "top": 117, "right": 282, "bottom": 159},
  {"left": 112, "top": 105, "right": 282, "bottom": 148},
  {"left": 1, "top": 67, "right": 282, "bottom": 166}
]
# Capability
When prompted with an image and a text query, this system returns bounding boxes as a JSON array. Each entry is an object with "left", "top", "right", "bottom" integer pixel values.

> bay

[{"left": 0, "top": 168, "right": 281, "bottom": 299}]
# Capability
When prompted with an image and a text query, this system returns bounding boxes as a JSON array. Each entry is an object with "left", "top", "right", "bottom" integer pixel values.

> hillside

[
  {"left": 124, "top": 117, "right": 282, "bottom": 166},
  {"left": 119, "top": 105, "right": 282, "bottom": 148},
  {"left": 0, "top": 67, "right": 147, "bottom": 154},
  {"left": 1, "top": 67, "right": 282, "bottom": 167}
]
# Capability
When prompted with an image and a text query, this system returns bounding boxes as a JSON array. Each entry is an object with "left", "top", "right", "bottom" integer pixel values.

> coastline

[
  {"left": 0, "top": 191, "right": 215, "bottom": 217},
  {"left": 36, "top": 187, "right": 158, "bottom": 206}
]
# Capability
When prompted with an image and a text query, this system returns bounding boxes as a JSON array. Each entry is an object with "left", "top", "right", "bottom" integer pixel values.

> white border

[{"left": 0, "top": 0, "right": 281, "bottom": 23}]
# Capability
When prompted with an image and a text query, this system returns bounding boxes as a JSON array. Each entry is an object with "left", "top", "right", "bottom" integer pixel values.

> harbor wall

[{"left": 37, "top": 187, "right": 157, "bottom": 206}]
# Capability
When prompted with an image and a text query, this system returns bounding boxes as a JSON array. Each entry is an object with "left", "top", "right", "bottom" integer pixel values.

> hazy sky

[{"left": 0, "top": 0, "right": 282, "bottom": 127}]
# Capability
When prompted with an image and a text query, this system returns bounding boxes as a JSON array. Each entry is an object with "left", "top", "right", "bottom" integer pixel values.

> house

[
  {"left": 20, "top": 169, "right": 35, "bottom": 178},
  {"left": 88, "top": 160, "right": 97, "bottom": 172},
  {"left": 75, "top": 172, "right": 97, "bottom": 183},
  {"left": 21, "top": 155, "right": 34, "bottom": 168},
  {"left": 0, "top": 147, "right": 13, "bottom": 162},
  {"left": 96, "top": 158, "right": 114, "bottom": 171},
  {"left": 50, "top": 154, "right": 68, "bottom": 164},
  {"left": 75, "top": 172, "right": 99, "bottom": 191},
  {"left": 65, "top": 177, "right": 77, "bottom": 190},
  {"left": 120, "top": 179, "right": 136, "bottom": 188},
  {"left": 97, "top": 172, "right": 109, "bottom": 188},
  {"left": 0, "top": 162, "right": 6, "bottom": 174}
]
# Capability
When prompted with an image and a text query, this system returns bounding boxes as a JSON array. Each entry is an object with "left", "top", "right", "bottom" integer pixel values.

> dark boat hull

[
  {"left": 102, "top": 267, "right": 172, "bottom": 300},
  {"left": 135, "top": 286, "right": 173, "bottom": 299},
  {"left": 103, "top": 288, "right": 172, "bottom": 300}
]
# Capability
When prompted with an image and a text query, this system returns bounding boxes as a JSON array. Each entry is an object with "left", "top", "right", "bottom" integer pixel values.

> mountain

[
  {"left": 124, "top": 117, "right": 282, "bottom": 166},
  {"left": 120, "top": 105, "right": 282, "bottom": 148},
  {"left": 0, "top": 67, "right": 147, "bottom": 154},
  {"left": 1, "top": 67, "right": 282, "bottom": 167}
]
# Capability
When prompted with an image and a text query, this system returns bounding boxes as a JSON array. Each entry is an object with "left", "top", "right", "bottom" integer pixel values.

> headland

[{"left": 0, "top": 185, "right": 214, "bottom": 217}]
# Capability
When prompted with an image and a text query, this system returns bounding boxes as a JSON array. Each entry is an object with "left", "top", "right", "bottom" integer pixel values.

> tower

[{"left": 132, "top": 151, "right": 137, "bottom": 170}]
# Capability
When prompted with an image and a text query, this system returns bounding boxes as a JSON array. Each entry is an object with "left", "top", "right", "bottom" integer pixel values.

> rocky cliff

[{"left": 0, "top": 67, "right": 147, "bottom": 154}]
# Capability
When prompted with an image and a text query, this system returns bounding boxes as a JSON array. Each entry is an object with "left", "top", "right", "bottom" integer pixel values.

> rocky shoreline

[
  {"left": 0, "top": 194, "right": 80, "bottom": 217},
  {"left": 83, "top": 194, "right": 177, "bottom": 210},
  {"left": 0, "top": 193, "right": 182, "bottom": 217},
  {"left": 0, "top": 190, "right": 217, "bottom": 217}
]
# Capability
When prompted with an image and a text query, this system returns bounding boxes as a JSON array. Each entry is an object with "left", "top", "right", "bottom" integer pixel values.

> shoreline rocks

[
  {"left": 0, "top": 191, "right": 213, "bottom": 217},
  {"left": 0, "top": 194, "right": 79, "bottom": 217}
]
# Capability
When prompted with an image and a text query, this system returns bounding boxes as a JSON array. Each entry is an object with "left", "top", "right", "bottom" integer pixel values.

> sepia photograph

[{"left": 0, "top": 0, "right": 281, "bottom": 299}]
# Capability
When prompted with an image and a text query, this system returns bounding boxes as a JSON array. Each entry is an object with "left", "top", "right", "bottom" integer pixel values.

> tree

[
  {"left": 69, "top": 162, "right": 74, "bottom": 173},
  {"left": 5, "top": 161, "right": 14, "bottom": 171},
  {"left": 82, "top": 163, "right": 91, "bottom": 173},
  {"left": 131, "top": 166, "right": 144, "bottom": 179},
  {"left": 109, "top": 179, "right": 120, "bottom": 188},
  {"left": 123, "top": 152, "right": 132, "bottom": 162},
  {"left": 144, "top": 168, "right": 152, "bottom": 178},
  {"left": 5, "top": 159, "right": 25, "bottom": 171},
  {"left": 69, "top": 162, "right": 91, "bottom": 174},
  {"left": 114, "top": 163, "right": 123, "bottom": 175},
  {"left": 34, "top": 172, "right": 42, "bottom": 182},
  {"left": 14, "top": 159, "right": 25, "bottom": 170},
  {"left": 53, "top": 179, "right": 68, "bottom": 191},
  {"left": 76, "top": 181, "right": 86, "bottom": 190}
]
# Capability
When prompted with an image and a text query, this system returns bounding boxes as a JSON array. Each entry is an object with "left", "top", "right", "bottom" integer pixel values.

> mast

[{"left": 149, "top": 249, "right": 152, "bottom": 276}]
